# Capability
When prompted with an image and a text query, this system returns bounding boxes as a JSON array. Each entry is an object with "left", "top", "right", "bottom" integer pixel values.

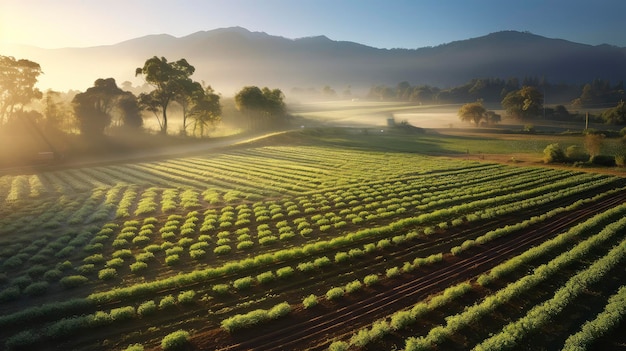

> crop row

[
  {"left": 325, "top": 200, "right": 626, "bottom": 350},
  {"left": 403, "top": 210, "right": 626, "bottom": 350}
]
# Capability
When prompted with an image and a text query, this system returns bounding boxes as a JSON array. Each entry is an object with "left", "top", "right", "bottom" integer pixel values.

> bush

[
  {"left": 212, "top": 284, "right": 230, "bottom": 295},
  {"left": 363, "top": 274, "right": 379, "bottom": 286},
  {"left": 543, "top": 143, "right": 565, "bottom": 163},
  {"left": 98, "top": 268, "right": 117, "bottom": 280},
  {"left": 0, "top": 286, "right": 20, "bottom": 302},
  {"left": 177, "top": 290, "right": 196, "bottom": 304},
  {"left": 159, "top": 295, "right": 176, "bottom": 309},
  {"left": 565, "top": 145, "right": 587, "bottom": 161},
  {"left": 60, "top": 275, "right": 89, "bottom": 289},
  {"left": 24, "top": 281, "right": 49, "bottom": 296},
  {"left": 137, "top": 300, "right": 157, "bottom": 317},
  {"left": 233, "top": 276, "right": 254, "bottom": 290},
  {"left": 43, "top": 269, "right": 63, "bottom": 282},
  {"left": 165, "top": 254, "right": 180, "bottom": 266},
  {"left": 303, "top": 294, "right": 318, "bottom": 309},
  {"left": 110, "top": 306, "right": 135, "bottom": 321},
  {"left": 326, "top": 287, "right": 345, "bottom": 300},
  {"left": 276, "top": 266, "right": 294, "bottom": 279},
  {"left": 213, "top": 245, "right": 232, "bottom": 255},
  {"left": 130, "top": 262, "right": 148, "bottom": 274},
  {"left": 256, "top": 271, "right": 276, "bottom": 284},
  {"left": 161, "top": 330, "right": 190, "bottom": 351},
  {"left": 590, "top": 154, "right": 617, "bottom": 167}
]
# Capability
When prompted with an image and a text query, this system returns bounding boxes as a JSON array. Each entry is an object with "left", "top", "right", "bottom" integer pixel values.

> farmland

[{"left": 1, "top": 127, "right": 626, "bottom": 351}]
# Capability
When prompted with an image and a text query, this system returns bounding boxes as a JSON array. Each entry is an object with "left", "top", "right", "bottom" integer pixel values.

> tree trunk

[{"left": 161, "top": 106, "right": 168, "bottom": 134}]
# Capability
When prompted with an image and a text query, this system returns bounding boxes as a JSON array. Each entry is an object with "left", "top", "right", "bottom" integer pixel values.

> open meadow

[{"left": 1, "top": 103, "right": 626, "bottom": 350}]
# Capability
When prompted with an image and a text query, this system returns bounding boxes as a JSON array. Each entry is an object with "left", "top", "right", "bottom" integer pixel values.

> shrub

[
  {"left": 24, "top": 281, "right": 49, "bottom": 296},
  {"left": 110, "top": 306, "right": 135, "bottom": 321},
  {"left": 77, "top": 264, "right": 96, "bottom": 274},
  {"left": 159, "top": 295, "right": 176, "bottom": 309},
  {"left": 363, "top": 274, "right": 379, "bottom": 286},
  {"left": 0, "top": 286, "right": 20, "bottom": 302},
  {"left": 161, "top": 330, "right": 190, "bottom": 351},
  {"left": 233, "top": 276, "right": 254, "bottom": 290},
  {"left": 326, "top": 287, "right": 345, "bottom": 300},
  {"left": 189, "top": 249, "right": 206, "bottom": 260},
  {"left": 276, "top": 266, "right": 294, "bottom": 279},
  {"left": 43, "top": 269, "right": 63, "bottom": 282},
  {"left": 303, "top": 294, "right": 318, "bottom": 309},
  {"left": 98, "top": 268, "right": 117, "bottom": 280},
  {"left": 83, "top": 254, "right": 105, "bottom": 264},
  {"left": 177, "top": 290, "right": 196, "bottom": 304},
  {"left": 60, "top": 275, "right": 89, "bottom": 289},
  {"left": 130, "top": 262, "right": 148, "bottom": 274},
  {"left": 5, "top": 330, "right": 38, "bottom": 350},
  {"left": 256, "top": 271, "right": 276, "bottom": 284},
  {"left": 345, "top": 280, "right": 363, "bottom": 294},
  {"left": 386, "top": 267, "right": 401, "bottom": 278},
  {"left": 165, "top": 254, "right": 180, "bottom": 266},
  {"left": 106, "top": 258, "right": 124, "bottom": 268},
  {"left": 123, "top": 344, "right": 144, "bottom": 351},
  {"left": 137, "top": 300, "right": 157, "bottom": 317},
  {"left": 543, "top": 143, "right": 565, "bottom": 163},
  {"left": 214, "top": 245, "right": 232, "bottom": 255},
  {"left": 212, "top": 284, "right": 230, "bottom": 295},
  {"left": 237, "top": 241, "right": 254, "bottom": 250}
]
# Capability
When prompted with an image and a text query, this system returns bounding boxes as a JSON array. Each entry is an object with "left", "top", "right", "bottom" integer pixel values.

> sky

[{"left": 1, "top": 0, "right": 626, "bottom": 50}]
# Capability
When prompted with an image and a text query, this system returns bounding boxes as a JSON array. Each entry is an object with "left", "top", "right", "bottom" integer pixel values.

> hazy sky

[{"left": 1, "top": 0, "right": 625, "bottom": 50}]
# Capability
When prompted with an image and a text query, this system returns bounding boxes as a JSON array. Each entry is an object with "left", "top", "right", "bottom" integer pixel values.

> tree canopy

[
  {"left": 72, "top": 78, "right": 140, "bottom": 138},
  {"left": 234, "top": 86, "right": 287, "bottom": 130},
  {"left": 0, "top": 55, "right": 43, "bottom": 125},
  {"left": 457, "top": 101, "right": 500, "bottom": 126},
  {"left": 135, "top": 56, "right": 195, "bottom": 134},
  {"left": 189, "top": 85, "right": 222, "bottom": 137},
  {"left": 501, "top": 86, "right": 543, "bottom": 120}
]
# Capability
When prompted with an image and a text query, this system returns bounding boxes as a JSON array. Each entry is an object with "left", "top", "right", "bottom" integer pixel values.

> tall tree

[
  {"left": 174, "top": 79, "right": 203, "bottom": 135},
  {"left": 0, "top": 55, "right": 43, "bottom": 125},
  {"left": 458, "top": 101, "right": 487, "bottom": 126},
  {"left": 189, "top": 85, "right": 222, "bottom": 137},
  {"left": 501, "top": 86, "right": 543, "bottom": 120},
  {"left": 72, "top": 78, "right": 129, "bottom": 138},
  {"left": 235, "top": 86, "right": 287, "bottom": 130},
  {"left": 135, "top": 56, "right": 195, "bottom": 134}
]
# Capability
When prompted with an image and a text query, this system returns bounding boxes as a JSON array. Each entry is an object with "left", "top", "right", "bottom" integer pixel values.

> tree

[
  {"left": 72, "top": 78, "right": 130, "bottom": 138},
  {"left": 458, "top": 101, "right": 487, "bottom": 126},
  {"left": 189, "top": 85, "right": 221, "bottom": 137},
  {"left": 600, "top": 100, "right": 626, "bottom": 125},
  {"left": 0, "top": 55, "right": 43, "bottom": 125},
  {"left": 135, "top": 56, "right": 195, "bottom": 134},
  {"left": 485, "top": 111, "right": 502, "bottom": 125},
  {"left": 115, "top": 93, "right": 143, "bottom": 129},
  {"left": 235, "top": 86, "right": 287, "bottom": 130},
  {"left": 501, "top": 86, "right": 543, "bottom": 120},
  {"left": 174, "top": 79, "right": 203, "bottom": 135}
]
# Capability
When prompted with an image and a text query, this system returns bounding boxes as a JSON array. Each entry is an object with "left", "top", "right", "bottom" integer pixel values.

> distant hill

[{"left": 3, "top": 27, "right": 626, "bottom": 94}]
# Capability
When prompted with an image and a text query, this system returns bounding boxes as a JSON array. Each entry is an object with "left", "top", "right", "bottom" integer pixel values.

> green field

[{"left": 1, "top": 128, "right": 626, "bottom": 350}]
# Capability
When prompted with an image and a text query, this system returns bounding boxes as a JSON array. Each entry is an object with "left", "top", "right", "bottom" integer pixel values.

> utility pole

[{"left": 585, "top": 112, "right": 589, "bottom": 131}]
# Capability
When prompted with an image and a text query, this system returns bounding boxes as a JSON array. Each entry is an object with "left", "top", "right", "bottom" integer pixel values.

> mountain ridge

[{"left": 2, "top": 27, "right": 625, "bottom": 94}]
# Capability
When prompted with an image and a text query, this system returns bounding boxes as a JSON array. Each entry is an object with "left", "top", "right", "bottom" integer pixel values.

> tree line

[
  {"left": 370, "top": 78, "right": 626, "bottom": 125},
  {"left": 0, "top": 55, "right": 289, "bottom": 164}
]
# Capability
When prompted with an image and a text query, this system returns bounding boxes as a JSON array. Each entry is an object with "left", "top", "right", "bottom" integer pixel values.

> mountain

[{"left": 3, "top": 28, "right": 626, "bottom": 94}]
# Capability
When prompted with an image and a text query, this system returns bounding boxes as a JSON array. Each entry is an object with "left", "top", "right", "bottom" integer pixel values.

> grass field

[{"left": 1, "top": 111, "right": 626, "bottom": 350}]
